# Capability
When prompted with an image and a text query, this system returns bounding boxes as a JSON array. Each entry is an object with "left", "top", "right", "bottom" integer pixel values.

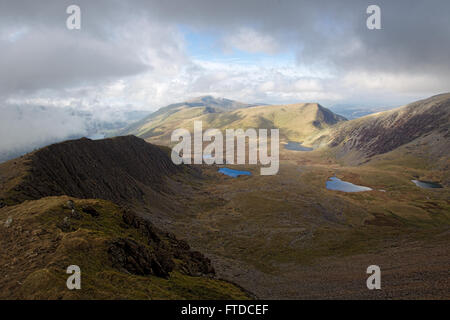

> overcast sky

[{"left": 1, "top": 0, "right": 449, "bottom": 111}]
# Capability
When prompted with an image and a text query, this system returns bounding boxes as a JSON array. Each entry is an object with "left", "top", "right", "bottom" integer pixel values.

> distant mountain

[
  {"left": 329, "top": 105, "right": 395, "bottom": 120},
  {"left": 199, "top": 102, "right": 346, "bottom": 141},
  {"left": 116, "top": 96, "right": 257, "bottom": 139},
  {"left": 311, "top": 93, "right": 450, "bottom": 165},
  {"left": 119, "top": 97, "right": 347, "bottom": 145}
]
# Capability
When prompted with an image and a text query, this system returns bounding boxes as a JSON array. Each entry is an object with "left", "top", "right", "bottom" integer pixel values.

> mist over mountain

[
  {"left": 0, "top": 104, "right": 151, "bottom": 163},
  {"left": 329, "top": 105, "right": 396, "bottom": 120}
]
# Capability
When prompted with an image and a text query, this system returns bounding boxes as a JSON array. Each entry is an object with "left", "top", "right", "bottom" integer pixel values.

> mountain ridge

[
  {"left": 310, "top": 93, "right": 450, "bottom": 165},
  {"left": 119, "top": 99, "right": 347, "bottom": 145},
  {"left": 0, "top": 135, "right": 182, "bottom": 206},
  {"left": 116, "top": 96, "right": 257, "bottom": 138}
]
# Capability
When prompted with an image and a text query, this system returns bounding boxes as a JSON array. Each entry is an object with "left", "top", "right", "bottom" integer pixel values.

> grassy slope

[{"left": 0, "top": 196, "right": 249, "bottom": 299}]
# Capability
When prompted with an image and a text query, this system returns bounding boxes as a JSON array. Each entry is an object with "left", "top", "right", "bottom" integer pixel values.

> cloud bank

[
  {"left": 1, "top": 0, "right": 449, "bottom": 107},
  {"left": 0, "top": 0, "right": 449, "bottom": 160}
]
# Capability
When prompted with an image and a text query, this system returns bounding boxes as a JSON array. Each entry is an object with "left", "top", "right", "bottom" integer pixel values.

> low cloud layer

[{"left": 0, "top": 104, "right": 87, "bottom": 161}]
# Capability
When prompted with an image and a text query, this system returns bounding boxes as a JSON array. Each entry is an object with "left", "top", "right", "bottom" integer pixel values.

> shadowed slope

[{"left": 0, "top": 135, "right": 181, "bottom": 205}]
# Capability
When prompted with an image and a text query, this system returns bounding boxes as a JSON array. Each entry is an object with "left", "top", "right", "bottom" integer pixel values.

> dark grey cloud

[
  {"left": 1, "top": 0, "right": 449, "bottom": 101},
  {"left": 0, "top": 0, "right": 149, "bottom": 97},
  {"left": 134, "top": 0, "right": 450, "bottom": 76},
  {"left": 0, "top": 28, "right": 147, "bottom": 95}
]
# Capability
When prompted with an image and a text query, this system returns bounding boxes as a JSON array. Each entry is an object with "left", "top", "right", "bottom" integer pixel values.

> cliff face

[{"left": 1, "top": 135, "right": 181, "bottom": 205}]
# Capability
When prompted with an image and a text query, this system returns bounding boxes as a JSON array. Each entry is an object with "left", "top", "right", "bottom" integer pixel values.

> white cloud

[
  {"left": 223, "top": 27, "right": 280, "bottom": 54},
  {"left": 0, "top": 105, "right": 88, "bottom": 160},
  {"left": 1, "top": 0, "right": 449, "bottom": 114}
]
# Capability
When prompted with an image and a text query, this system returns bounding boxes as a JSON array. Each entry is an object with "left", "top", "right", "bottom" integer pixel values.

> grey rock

[
  {"left": 66, "top": 200, "right": 75, "bottom": 209},
  {"left": 58, "top": 216, "right": 72, "bottom": 232},
  {"left": 4, "top": 217, "right": 13, "bottom": 228},
  {"left": 71, "top": 208, "right": 82, "bottom": 220}
]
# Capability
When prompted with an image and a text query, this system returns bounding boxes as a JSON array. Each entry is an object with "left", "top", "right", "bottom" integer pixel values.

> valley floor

[{"left": 149, "top": 149, "right": 450, "bottom": 299}]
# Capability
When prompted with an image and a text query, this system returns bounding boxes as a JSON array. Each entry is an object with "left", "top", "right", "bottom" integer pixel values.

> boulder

[{"left": 108, "top": 238, "right": 173, "bottom": 278}]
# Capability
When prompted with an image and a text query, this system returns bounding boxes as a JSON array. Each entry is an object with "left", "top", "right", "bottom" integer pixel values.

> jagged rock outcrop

[
  {"left": 108, "top": 238, "right": 174, "bottom": 278},
  {"left": 0, "top": 196, "right": 246, "bottom": 299},
  {"left": 117, "top": 209, "right": 215, "bottom": 278}
]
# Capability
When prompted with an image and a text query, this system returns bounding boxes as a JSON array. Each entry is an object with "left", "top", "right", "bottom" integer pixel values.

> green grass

[{"left": 2, "top": 196, "right": 250, "bottom": 300}]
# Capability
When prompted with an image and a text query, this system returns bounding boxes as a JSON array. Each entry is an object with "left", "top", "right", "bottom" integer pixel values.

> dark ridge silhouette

[{"left": 4, "top": 135, "right": 182, "bottom": 204}]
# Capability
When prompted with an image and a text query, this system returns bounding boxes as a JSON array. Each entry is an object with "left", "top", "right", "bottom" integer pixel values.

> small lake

[
  {"left": 326, "top": 176, "right": 372, "bottom": 192},
  {"left": 411, "top": 180, "right": 443, "bottom": 189},
  {"left": 218, "top": 168, "right": 252, "bottom": 178},
  {"left": 284, "top": 141, "right": 313, "bottom": 151}
]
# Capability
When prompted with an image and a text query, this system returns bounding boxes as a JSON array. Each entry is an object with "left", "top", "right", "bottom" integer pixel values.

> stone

[
  {"left": 58, "top": 216, "right": 72, "bottom": 232},
  {"left": 65, "top": 200, "right": 75, "bottom": 209},
  {"left": 108, "top": 238, "right": 173, "bottom": 278},
  {"left": 4, "top": 217, "right": 13, "bottom": 228},
  {"left": 70, "top": 208, "right": 82, "bottom": 220}
]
